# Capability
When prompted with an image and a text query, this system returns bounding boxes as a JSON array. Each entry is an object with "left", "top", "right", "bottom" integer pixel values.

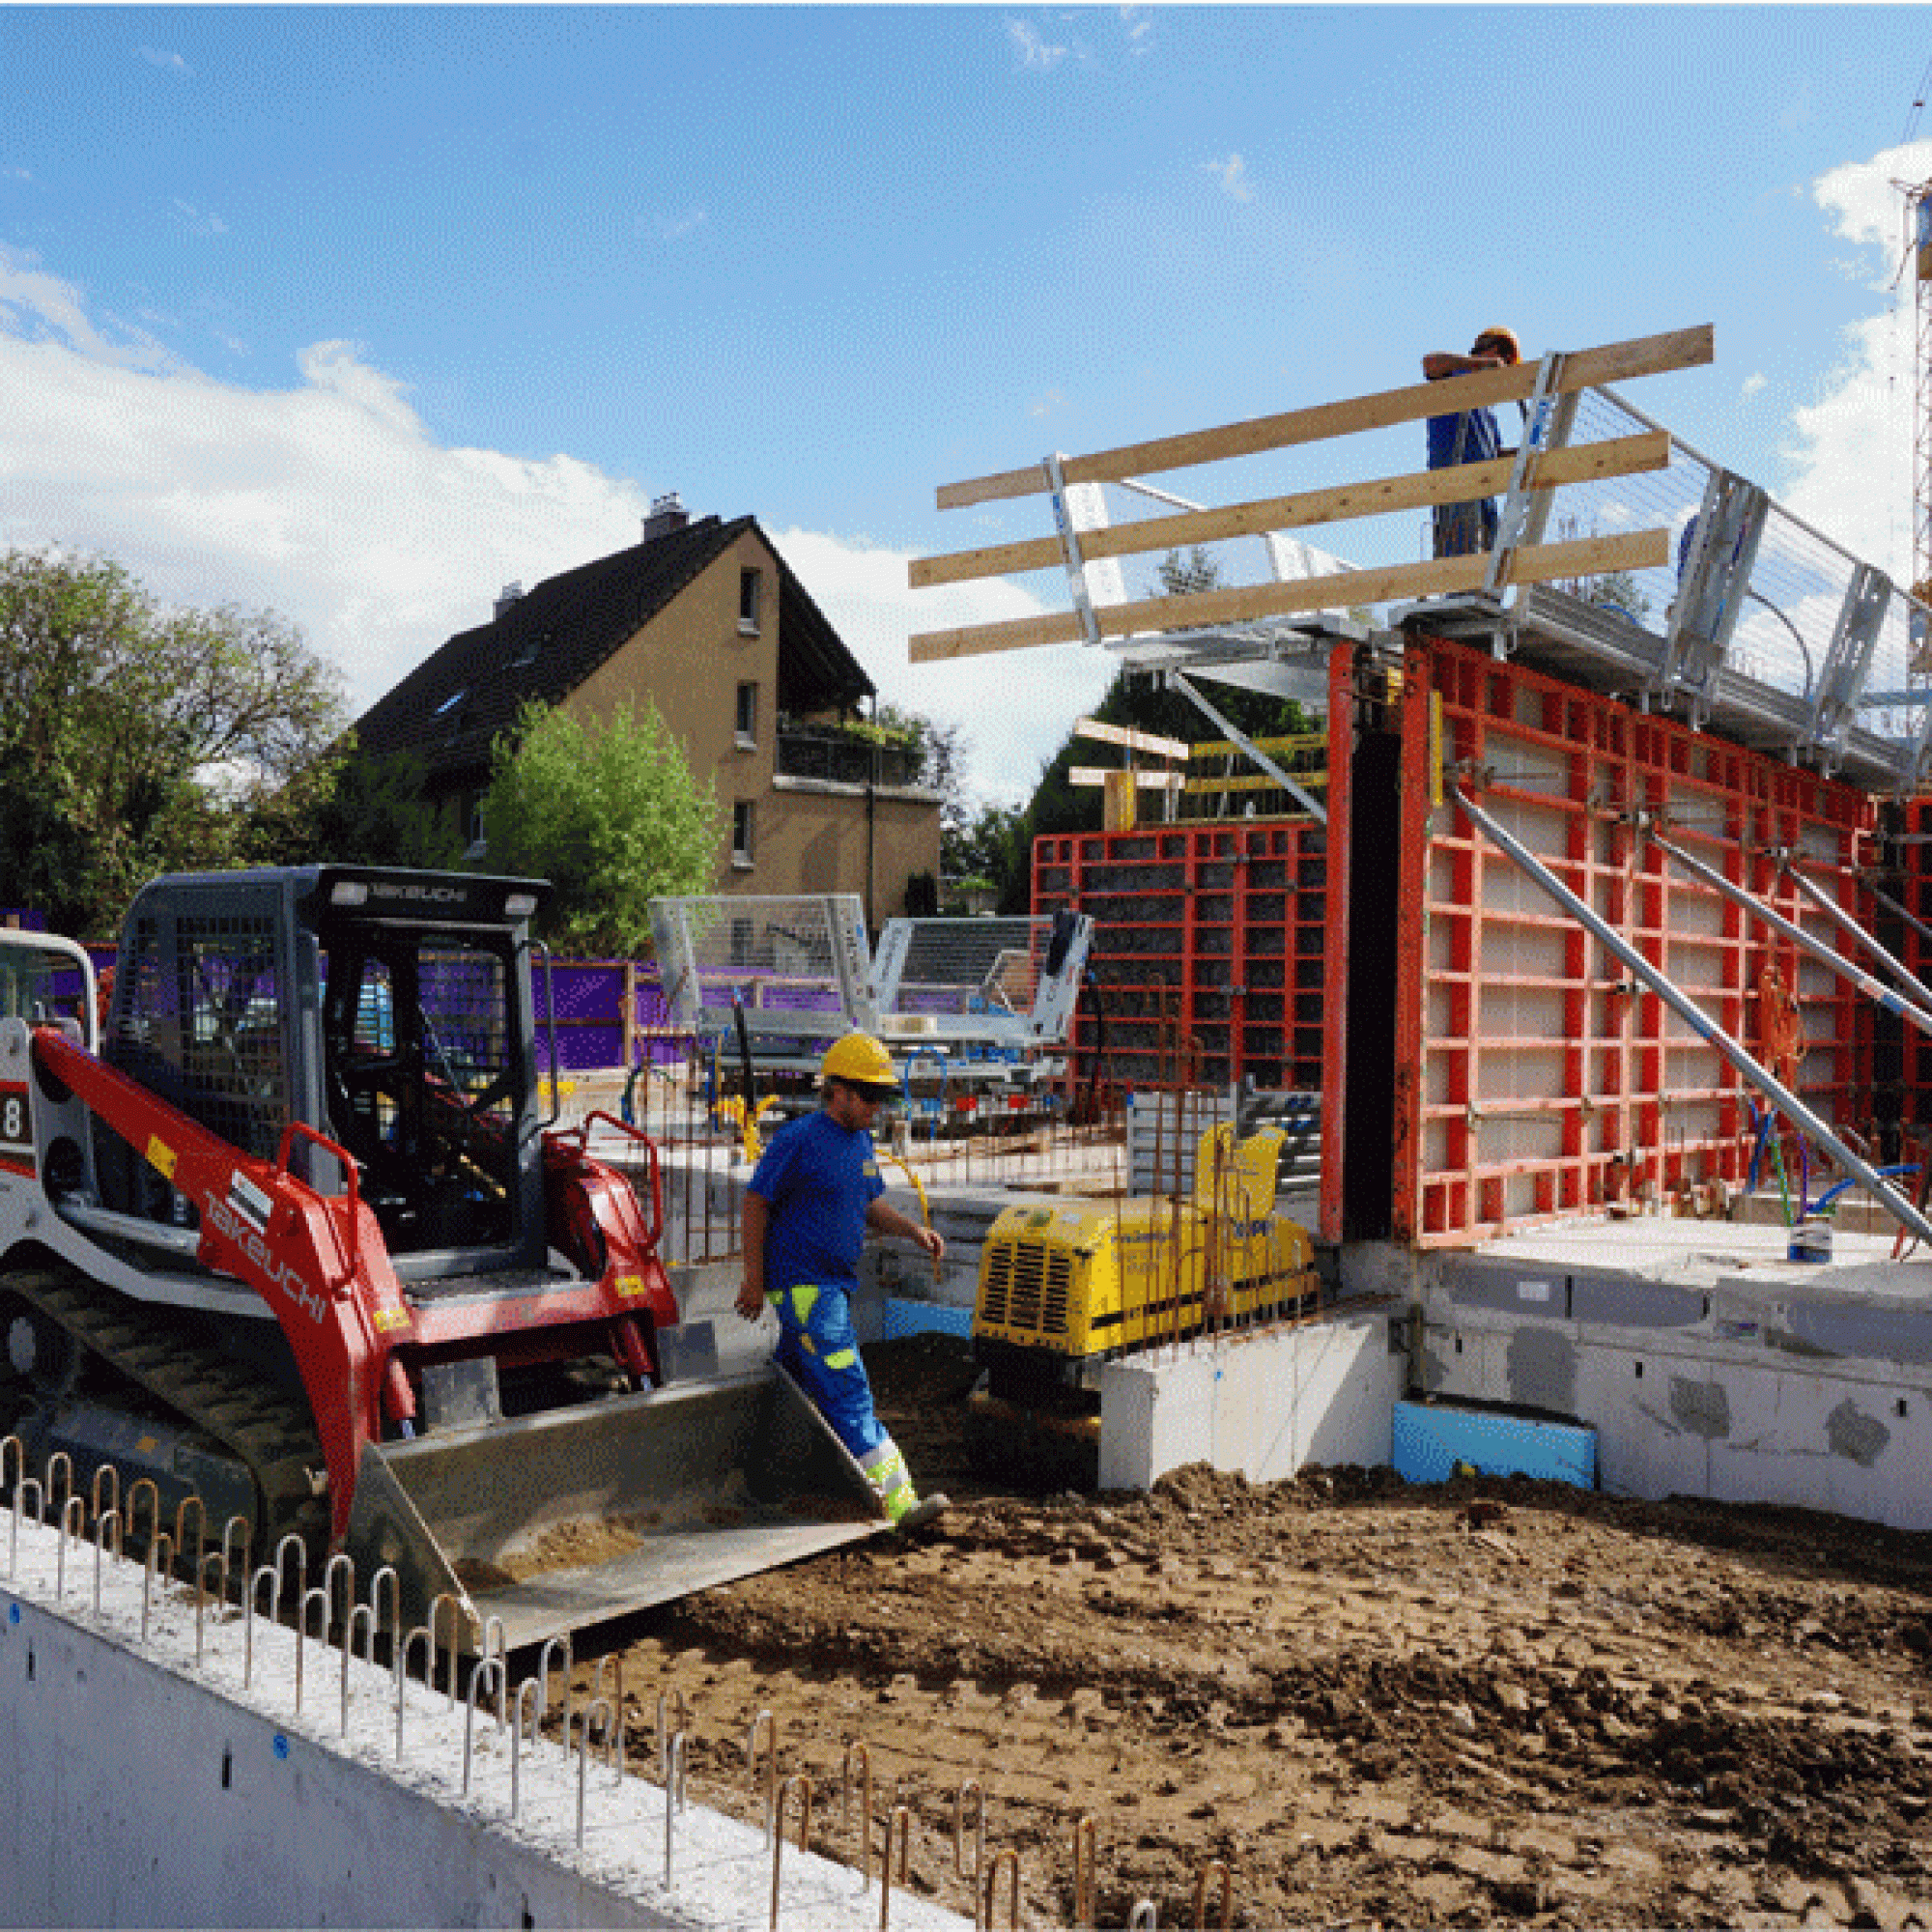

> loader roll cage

[{"left": 97, "top": 867, "right": 554, "bottom": 1281}]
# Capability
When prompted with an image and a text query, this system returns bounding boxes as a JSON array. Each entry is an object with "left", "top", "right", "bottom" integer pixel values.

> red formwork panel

[
  {"left": 1896, "top": 798, "right": 1932, "bottom": 1113},
  {"left": 1392, "top": 636, "right": 1877, "bottom": 1248},
  {"left": 1032, "top": 820, "right": 1327, "bottom": 1094}
]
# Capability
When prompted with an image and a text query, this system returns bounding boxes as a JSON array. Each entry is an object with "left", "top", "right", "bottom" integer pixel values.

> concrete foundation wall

[
  {"left": 1413, "top": 1230, "right": 1932, "bottom": 1529},
  {"left": 0, "top": 1518, "right": 967, "bottom": 1932},
  {"left": 0, "top": 1598, "right": 665, "bottom": 1931}
]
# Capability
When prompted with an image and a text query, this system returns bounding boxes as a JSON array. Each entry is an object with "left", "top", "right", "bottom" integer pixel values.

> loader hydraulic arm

[{"left": 32, "top": 1026, "right": 417, "bottom": 1542}]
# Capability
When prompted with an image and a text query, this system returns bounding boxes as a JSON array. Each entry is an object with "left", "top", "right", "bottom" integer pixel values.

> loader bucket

[{"left": 345, "top": 1367, "right": 885, "bottom": 1651}]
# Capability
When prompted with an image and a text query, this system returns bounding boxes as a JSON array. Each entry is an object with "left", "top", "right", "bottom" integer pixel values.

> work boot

[{"left": 895, "top": 1492, "right": 950, "bottom": 1535}]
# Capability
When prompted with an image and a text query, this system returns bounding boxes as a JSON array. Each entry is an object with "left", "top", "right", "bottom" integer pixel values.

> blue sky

[{"left": 3, "top": 6, "right": 1930, "bottom": 803}]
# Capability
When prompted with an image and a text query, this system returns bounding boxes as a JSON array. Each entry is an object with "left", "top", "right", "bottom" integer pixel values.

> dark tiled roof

[{"left": 353, "top": 515, "right": 874, "bottom": 780}]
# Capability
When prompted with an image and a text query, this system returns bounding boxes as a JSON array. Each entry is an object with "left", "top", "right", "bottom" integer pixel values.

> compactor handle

[{"left": 275, "top": 1119, "right": 364, "bottom": 1283}]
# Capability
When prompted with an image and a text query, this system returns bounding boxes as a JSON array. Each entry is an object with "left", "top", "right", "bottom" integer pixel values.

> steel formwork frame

[
  {"left": 1032, "top": 820, "right": 1327, "bottom": 1094},
  {"left": 1383, "top": 635, "right": 1876, "bottom": 1248}
]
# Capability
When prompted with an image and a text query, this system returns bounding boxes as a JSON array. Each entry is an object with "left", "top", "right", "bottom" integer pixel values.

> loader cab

[
  {"left": 310, "top": 870, "right": 551, "bottom": 1275},
  {"left": 100, "top": 867, "right": 553, "bottom": 1280}
]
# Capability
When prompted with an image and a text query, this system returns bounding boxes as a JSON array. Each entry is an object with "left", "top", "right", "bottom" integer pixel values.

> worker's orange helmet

[
  {"left": 1473, "top": 326, "right": 1522, "bottom": 365},
  {"left": 821, "top": 1031, "right": 899, "bottom": 1092}
]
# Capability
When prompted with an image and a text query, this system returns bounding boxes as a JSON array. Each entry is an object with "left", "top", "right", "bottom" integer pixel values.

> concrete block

[
  {"left": 1095, "top": 1312, "right": 1402, "bottom": 1490},
  {"left": 1569, "top": 1272, "right": 1707, "bottom": 1330},
  {"left": 1440, "top": 1258, "right": 1571, "bottom": 1319}
]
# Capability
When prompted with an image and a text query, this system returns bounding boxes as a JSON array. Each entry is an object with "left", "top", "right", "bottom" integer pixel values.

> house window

[
  {"left": 735, "top": 682, "right": 758, "bottom": 749},
  {"left": 731, "top": 801, "right": 754, "bottom": 869},
  {"left": 739, "top": 568, "right": 761, "bottom": 635}
]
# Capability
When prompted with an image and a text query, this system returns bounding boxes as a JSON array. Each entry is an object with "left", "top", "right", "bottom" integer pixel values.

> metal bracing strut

[
  {"left": 1164, "top": 670, "right": 1328, "bottom": 823},
  {"left": 1453, "top": 786, "right": 1932, "bottom": 1250},
  {"left": 1778, "top": 861, "right": 1932, "bottom": 1022},
  {"left": 1044, "top": 453, "right": 1104, "bottom": 649},
  {"left": 1482, "top": 352, "right": 1568, "bottom": 601},
  {"left": 1644, "top": 827, "right": 1932, "bottom": 1040}
]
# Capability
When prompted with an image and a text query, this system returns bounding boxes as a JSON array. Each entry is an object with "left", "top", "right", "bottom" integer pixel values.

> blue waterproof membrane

[
  {"left": 882, "top": 1297, "right": 976, "bottom": 1341},
  {"left": 1393, "top": 1400, "right": 1597, "bottom": 1490}
]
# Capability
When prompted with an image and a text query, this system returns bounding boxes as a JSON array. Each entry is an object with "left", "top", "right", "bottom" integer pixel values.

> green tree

[
  {"left": 476, "top": 698, "right": 719, "bottom": 955},
  {"left": 945, "top": 799, "right": 1029, "bottom": 893},
  {"left": 1151, "top": 546, "right": 1223, "bottom": 597},
  {"left": 300, "top": 743, "right": 467, "bottom": 869},
  {"left": 988, "top": 550, "right": 1317, "bottom": 911},
  {"left": 0, "top": 548, "right": 346, "bottom": 935}
]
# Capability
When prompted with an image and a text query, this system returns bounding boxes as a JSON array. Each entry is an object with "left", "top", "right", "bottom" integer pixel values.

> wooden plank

[
  {"left": 1073, "top": 718, "right": 1190, "bottom": 761},
  {"left": 1184, "top": 771, "right": 1332, "bottom": 796},
  {"left": 1069, "top": 766, "right": 1188, "bottom": 788},
  {"left": 1191, "top": 732, "right": 1327, "bottom": 759},
  {"left": 934, "top": 327, "right": 1711, "bottom": 510},
  {"left": 911, "top": 431, "right": 1671, "bottom": 589},
  {"left": 908, "top": 528, "right": 1669, "bottom": 665}
]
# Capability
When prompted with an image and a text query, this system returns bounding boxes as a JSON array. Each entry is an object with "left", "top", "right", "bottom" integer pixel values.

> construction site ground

[{"left": 552, "top": 1333, "right": 1932, "bottom": 1931}]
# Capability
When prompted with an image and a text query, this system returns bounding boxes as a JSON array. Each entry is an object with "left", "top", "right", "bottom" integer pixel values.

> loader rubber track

[{"left": 0, "top": 1260, "right": 329, "bottom": 1552}]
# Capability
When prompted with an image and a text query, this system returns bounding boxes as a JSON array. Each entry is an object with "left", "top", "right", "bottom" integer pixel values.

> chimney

[
  {"left": 494, "top": 582, "right": 524, "bottom": 620},
  {"left": 643, "top": 492, "right": 688, "bottom": 543}
]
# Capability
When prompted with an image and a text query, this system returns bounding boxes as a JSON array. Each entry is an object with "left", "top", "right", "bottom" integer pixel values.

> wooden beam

[
  {"left": 911, "top": 431, "right": 1671, "bottom": 590},
  {"left": 1185, "top": 771, "right": 1332, "bottom": 796},
  {"left": 934, "top": 326, "right": 1711, "bottom": 510},
  {"left": 908, "top": 528, "right": 1669, "bottom": 665},
  {"left": 1073, "top": 717, "right": 1191, "bottom": 761},
  {"left": 1069, "top": 766, "right": 1188, "bottom": 788}
]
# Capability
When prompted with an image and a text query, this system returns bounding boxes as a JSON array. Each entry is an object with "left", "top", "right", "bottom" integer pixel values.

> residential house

[{"left": 352, "top": 499, "right": 941, "bottom": 925}]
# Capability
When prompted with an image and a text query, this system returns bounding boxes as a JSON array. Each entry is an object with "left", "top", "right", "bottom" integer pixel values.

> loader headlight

[
  {"left": 504, "top": 892, "right": 539, "bottom": 919},
  {"left": 330, "top": 881, "right": 370, "bottom": 907}
]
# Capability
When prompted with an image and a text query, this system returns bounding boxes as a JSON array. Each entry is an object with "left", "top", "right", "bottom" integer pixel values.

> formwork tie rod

[{"left": 1453, "top": 787, "right": 1932, "bottom": 1251}]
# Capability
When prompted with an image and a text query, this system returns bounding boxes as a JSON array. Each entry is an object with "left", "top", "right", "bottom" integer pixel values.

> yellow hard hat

[
  {"left": 1473, "top": 326, "right": 1521, "bottom": 365},
  {"left": 821, "top": 1031, "right": 899, "bottom": 1090}
]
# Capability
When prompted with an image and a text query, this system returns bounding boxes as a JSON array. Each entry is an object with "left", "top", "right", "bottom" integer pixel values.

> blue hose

[{"left": 1814, "top": 1164, "right": 1918, "bottom": 1216}]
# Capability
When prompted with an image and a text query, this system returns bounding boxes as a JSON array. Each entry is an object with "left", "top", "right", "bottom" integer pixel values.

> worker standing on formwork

[
  {"left": 736, "top": 1032, "right": 951, "bottom": 1532},
  {"left": 1422, "top": 326, "right": 1523, "bottom": 557}
]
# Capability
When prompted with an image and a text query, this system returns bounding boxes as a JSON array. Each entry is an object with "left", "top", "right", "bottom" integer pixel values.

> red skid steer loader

[{"left": 0, "top": 867, "right": 883, "bottom": 1649}]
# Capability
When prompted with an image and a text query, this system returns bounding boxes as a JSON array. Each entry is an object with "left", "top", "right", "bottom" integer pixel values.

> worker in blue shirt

[
  {"left": 1423, "top": 327, "right": 1523, "bottom": 558},
  {"left": 736, "top": 1032, "right": 949, "bottom": 1531}
]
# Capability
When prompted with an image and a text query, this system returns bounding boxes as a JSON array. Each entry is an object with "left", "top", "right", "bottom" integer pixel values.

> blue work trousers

[{"left": 767, "top": 1279, "right": 887, "bottom": 1460}]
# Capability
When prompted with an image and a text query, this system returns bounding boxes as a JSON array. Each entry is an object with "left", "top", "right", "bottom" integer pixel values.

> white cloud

[
  {"left": 1008, "top": 19, "right": 1068, "bottom": 71},
  {"left": 0, "top": 251, "right": 654, "bottom": 714},
  {"left": 1787, "top": 147, "right": 1931, "bottom": 579},
  {"left": 1204, "top": 155, "right": 1254, "bottom": 205},
  {"left": 1742, "top": 373, "right": 1767, "bottom": 400},
  {"left": 1811, "top": 141, "right": 1932, "bottom": 275},
  {"left": 651, "top": 209, "right": 708, "bottom": 243},
  {"left": 0, "top": 252, "right": 175, "bottom": 371},
  {"left": 171, "top": 199, "right": 228, "bottom": 239},
  {"left": 139, "top": 46, "right": 191, "bottom": 75},
  {"left": 0, "top": 247, "right": 1079, "bottom": 805}
]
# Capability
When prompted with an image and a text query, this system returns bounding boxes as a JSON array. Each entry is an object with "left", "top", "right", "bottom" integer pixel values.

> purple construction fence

[{"left": 38, "top": 947, "right": 847, "bottom": 1074}]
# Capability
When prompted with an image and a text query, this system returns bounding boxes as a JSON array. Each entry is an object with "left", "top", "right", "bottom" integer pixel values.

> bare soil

[{"left": 564, "top": 1335, "right": 1932, "bottom": 1929}]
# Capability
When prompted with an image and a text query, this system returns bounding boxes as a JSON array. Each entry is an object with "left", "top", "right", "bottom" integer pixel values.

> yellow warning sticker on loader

[
  {"left": 615, "top": 1273, "right": 648, "bottom": 1299},
  {"left": 145, "top": 1135, "right": 177, "bottom": 1179},
  {"left": 372, "top": 1307, "right": 412, "bottom": 1333}
]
